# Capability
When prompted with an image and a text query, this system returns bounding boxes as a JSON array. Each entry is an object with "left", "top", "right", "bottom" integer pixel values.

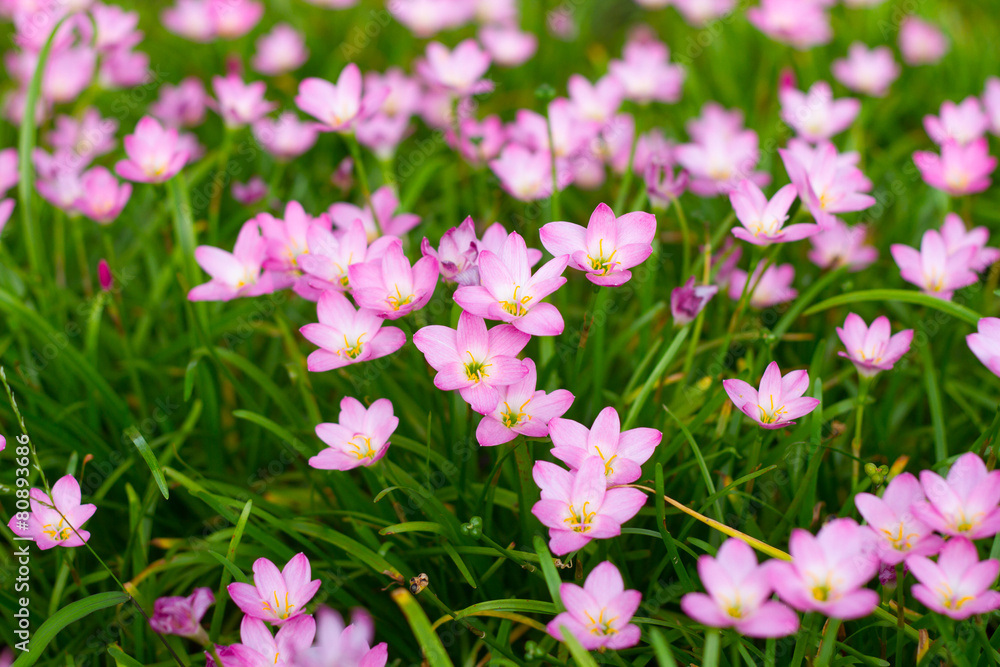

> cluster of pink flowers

[{"left": 914, "top": 91, "right": 999, "bottom": 196}]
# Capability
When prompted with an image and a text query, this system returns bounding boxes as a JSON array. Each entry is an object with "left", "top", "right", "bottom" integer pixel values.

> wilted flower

[
  {"left": 476, "top": 358, "right": 574, "bottom": 447},
  {"left": 299, "top": 291, "right": 406, "bottom": 371},
  {"left": 149, "top": 588, "right": 215, "bottom": 642},
  {"left": 114, "top": 116, "right": 189, "bottom": 183},
  {"left": 74, "top": 166, "right": 132, "bottom": 224},
  {"left": 227, "top": 553, "right": 321, "bottom": 625},
  {"left": 908, "top": 538, "right": 1000, "bottom": 620},
  {"left": 547, "top": 561, "right": 642, "bottom": 650},
  {"left": 310, "top": 397, "right": 397, "bottom": 470},
  {"left": 912, "top": 452, "right": 1000, "bottom": 539},
  {"left": 723, "top": 361, "right": 820, "bottom": 429},
  {"left": 855, "top": 473, "right": 943, "bottom": 565},
  {"left": 549, "top": 406, "right": 661, "bottom": 485},
  {"left": 7, "top": 475, "right": 97, "bottom": 550},
  {"left": 836, "top": 313, "right": 913, "bottom": 377},
  {"left": 671, "top": 277, "right": 718, "bottom": 325},
  {"left": 890, "top": 228, "right": 978, "bottom": 300}
]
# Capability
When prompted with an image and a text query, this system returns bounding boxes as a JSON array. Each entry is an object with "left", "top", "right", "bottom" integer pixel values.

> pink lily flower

[
  {"left": 539, "top": 203, "right": 656, "bottom": 287},
  {"left": 160, "top": 0, "right": 213, "bottom": 41},
  {"left": 211, "top": 73, "right": 276, "bottom": 128},
  {"left": 299, "top": 291, "right": 406, "bottom": 371},
  {"left": 73, "top": 166, "right": 132, "bottom": 224},
  {"left": 671, "top": 277, "right": 718, "bottom": 325},
  {"left": 232, "top": 177, "right": 267, "bottom": 205},
  {"left": 508, "top": 99, "right": 598, "bottom": 160},
  {"left": 968, "top": 317, "right": 1000, "bottom": 377},
  {"left": 296, "top": 607, "right": 388, "bottom": 667},
  {"left": 42, "top": 46, "right": 96, "bottom": 104},
  {"left": 448, "top": 115, "right": 506, "bottom": 166},
  {"left": 899, "top": 16, "right": 949, "bottom": 66},
  {"left": 832, "top": 43, "right": 900, "bottom": 97},
  {"left": 780, "top": 141, "right": 875, "bottom": 227},
  {"left": 0, "top": 147, "right": 18, "bottom": 195},
  {"left": 389, "top": 0, "right": 474, "bottom": 38},
  {"left": 681, "top": 538, "right": 800, "bottom": 638},
  {"left": 300, "top": 219, "right": 394, "bottom": 294},
  {"left": 940, "top": 213, "right": 1000, "bottom": 272},
  {"left": 310, "top": 397, "right": 397, "bottom": 470},
  {"left": 912, "top": 452, "right": 1000, "bottom": 539},
  {"left": 890, "top": 229, "right": 978, "bottom": 300},
  {"left": 253, "top": 112, "right": 319, "bottom": 161},
  {"left": 645, "top": 159, "right": 688, "bottom": 206},
  {"left": 98, "top": 259, "right": 114, "bottom": 292},
  {"left": 836, "top": 313, "right": 913, "bottom": 377},
  {"left": 151, "top": 77, "right": 209, "bottom": 128},
  {"left": 114, "top": 116, "right": 189, "bottom": 183},
  {"left": 227, "top": 553, "right": 321, "bottom": 625},
  {"left": 675, "top": 104, "right": 768, "bottom": 196},
  {"left": 769, "top": 518, "right": 880, "bottom": 619},
  {"left": 567, "top": 74, "right": 624, "bottom": 125},
  {"left": 855, "top": 473, "right": 943, "bottom": 565},
  {"left": 348, "top": 239, "right": 438, "bottom": 319},
  {"left": 412, "top": 311, "right": 529, "bottom": 414},
  {"left": 908, "top": 538, "right": 1000, "bottom": 620},
  {"left": 454, "top": 231, "right": 568, "bottom": 336},
  {"left": 47, "top": 109, "right": 118, "bottom": 165},
  {"left": 807, "top": 218, "right": 878, "bottom": 272},
  {"left": 924, "top": 97, "right": 989, "bottom": 146},
  {"left": 780, "top": 81, "right": 860, "bottom": 142},
  {"left": 476, "top": 358, "right": 574, "bottom": 447},
  {"left": 984, "top": 77, "right": 1000, "bottom": 136},
  {"left": 0, "top": 199, "right": 14, "bottom": 235},
  {"left": 480, "top": 222, "right": 543, "bottom": 267},
  {"left": 747, "top": 0, "right": 832, "bottom": 50},
  {"left": 252, "top": 23, "right": 308, "bottom": 76},
  {"left": 532, "top": 458, "right": 647, "bottom": 555},
  {"left": 913, "top": 138, "right": 997, "bottom": 196},
  {"left": 607, "top": 37, "right": 685, "bottom": 105},
  {"left": 549, "top": 406, "right": 661, "bottom": 485},
  {"left": 207, "top": 615, "right": 315, "bottom": 667},
  {"left": 727, "top": 262, "right": 798, "bottom": 309},
  {"left": 730, "top": 180, "right": 815, "bottom": 246},
  {"left": 257, "top": 201, "right": 326, "bottom": 276},
  {"left": 90, "top": 3, "right": 141, "bottom": 51},
  {"left": 7, "top": 475, "right": 96, "bottom": 550},
  {"left": 189, "top": 221, "right": 278, "bottom": 301},
  {"left": 355, "top": 113, "right": 412, "bottom": 161},
  {"left": 547, "top": 561, "right": 642, "bottom": 650},
  {"left": 328, "top": 185, "right": 420, "bottom": 241},
  {"left": 296, "top": 63, "right": 387, "bottom": 133},
  {"left": 489, "top": 144, "right": 571, "bottom": 201},
  {"left": 35, "top": 167, "right": 83, "bottom": 214},
  {"left": 416, "top": 39, "right": 492, "bottom": 97},
  {"left": 421, "top": 216, "right": 480, "bottom": 285},
  {"left": 149, "top": 588, "right": 215, "bottom": 642},
  {"left": 99, "top": 46, "right": 151, "bottom": 90},
  {"left": 365, "top": 69, "right": 421, "bottom": 121},
  {"left": 723, "top": 361, "right": 819, "bottom": 429},
  {"left": 479, "top": 25, "right": 537, "bottom": 68}
]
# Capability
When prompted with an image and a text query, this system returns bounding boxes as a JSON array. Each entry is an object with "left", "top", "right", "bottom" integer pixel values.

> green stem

[
  {"left": 815, "top": 617, "right": 842, "bottom": 667},
  {"left": 208, "top": 127, "right": 235, "bottom": 244},
  {"left": 613, "top": 127, "right": 640, "bottom": 213},
  {"left": 703, "top": 628, "right": 721, "bottom": 667},
  {"left": 851, "top": 376, "right": 871, "bottom": 488},
  {"left": 670, "top": 194, "right": 690, "bottom": 280},
  {"left": 544, "top": 107, "right": 561, "bottom": 221},
  {"left": 53, "top": 208, "right": 66, "bottom": 289},
  {"left": 345, "top": 133, "right": 381, "bottom": 231},
  {"left": 72, "top": 217, "right": 94, "bottom": 298},
  {"left": 573, "top": 287, "right": 601, "bottom": 385},
  {"left": 789, "top": 613, "right": 818, "bottom": 667},
  {"left": 589, "top": 287, "right": 612, "bottom": 415},
  {"left": 512, "top": 436, "right": 538, "bottom": 549},
  {"left": 895, "top": 564, "right": 906, "bottom": 667},
  {"left": 623, "top": 324, "right": 689, "bottom": 429}
]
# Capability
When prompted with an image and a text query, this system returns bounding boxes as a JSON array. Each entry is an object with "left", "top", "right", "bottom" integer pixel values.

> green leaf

[
  {"left": 232, "top": 409, "right": 314, "bottom": 458},
  {"left": 454, "top": 599, "right": 557, "bottom": 618},
  {"left": 391, "top": 588, "right": 456, "bottom": 667},
  {"left": 559, "top": 624, "right": 599, "bottom": 667},
  {"left": 126, "top": 426, "right": 169, "bottom": 500},
  {"left": 649, "top": 628, "right": 679, "bottom": 667},
  {"left": 803, "top": 289, "right": 980, "bottom": 326},
  {"left": 533, "top": 535, "right": 564, "bottom": 612},
  {"left": 12, "top": 592, "right": 130, "bottom": 667},
  {"left": 107, "top": 645, "right": 146, "bottom": 667}
]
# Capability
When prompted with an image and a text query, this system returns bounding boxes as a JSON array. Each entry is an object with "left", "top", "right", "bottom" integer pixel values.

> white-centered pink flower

[
  {"left": 890, "top": 228, "right": 978, "bottom": 300},
  {"left": 780, "top": 81, "right": 860, "bottom": 142},
  {"left": 310, "top": 397, "right": 397, "bottom": 470},
  {"left": 730, "top": 180, "right": 815, "bottom": 246},
  {"left": 832, "top": 43, "right": 900, "bottom": 97},
  {"left": 855, "top": 472, "right": 943, "bottom": 565},
  {"left": 296, "top": 63, "right": 387, "bottom": 133},
  {"left": 836, "top": 313, "right": 913, "bottom": 377},
  {"left": 476, "top": 358, "right": 574, "bottom": 447},
  {"left": 227, "top": 553, "right": 321, "bottom": 625},
  {"left": 549, "top": 406, "right": 661, "bottom": 485},
  {"left": 723, "top": 361, "right": 819, "bottom": 429},
  {"left": 299, "top": 291, "right": 406, "bottom": 371}
]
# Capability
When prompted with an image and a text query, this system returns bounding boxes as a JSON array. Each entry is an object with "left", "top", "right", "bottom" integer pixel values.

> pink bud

[{"left": 98, "top": 259, "right": 113, "bottom": 291}]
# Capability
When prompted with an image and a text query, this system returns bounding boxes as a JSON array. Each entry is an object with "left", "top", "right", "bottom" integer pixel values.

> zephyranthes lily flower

[
  {"left": 227, "top": 553, "right": 321, "bottom": 625},
  {"left": 722, "top": 361, "right": 820, "bottom": 429}
]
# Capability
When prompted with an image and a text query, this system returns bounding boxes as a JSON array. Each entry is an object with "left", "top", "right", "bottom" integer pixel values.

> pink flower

[
  {"left": 508, "top": 99, "right": 597, "bottom": 160},
  {"left": 723, "top": 361, "right": 819, "bottom": 429},
  {"left": 780, "top": 81, "right": 860, "bottom": 142},
  {"left": 149, "top": 588, "right": 215, "bottom": 642},
  {"left": 412, "top": 312, "right": 530, "bottom": 414},
  {"left": 310, "top": 397, "right": 397, "bottom": 470},
  {"left": 300, "top": 219, "right": 394, "bottom": 294},
  {"left": 366, "top": 68, "right": 421, "bottom": 120},
  {"left": 227, "top": 553, "right": 321, "bottom": 625},
  {"left": 547, "top": 561, "right": 642, "bottom": 650},
  {"left": 296, "top": 64, "right": 387, "bottom": 133},
  {"left": 913, "top": 138, "right": 997, "bottom": 196},
  {"left": 7, "top": 475, "right": 97, "bottom": 550},
  {"left": 730, "top": 180, "right": 814, "bottom": 246},
  {"left": 807, "top": 219, "right": 878, "bottom": 272},
  {"left": 984, "top": 77, "right": 1000, "bottom": 136},
  {"left": 232, "top": 177, "right": 267, "bottom": 205},
  {"left": 47, "top": 109, "right": 118, "bottom": 166},
  {"left": 162, "top": 0, "right": 215, "bottom": 42},
  {"left": 209, "top": 0, "right": 263, "bottom": 39},
  {"left": 832, "top": 43, "right": 900, "bottom": 97},
  {"left": 295, "top": 607, "right": 388, "bottom": 667},
  {"left": 355, "top": 113, "right": 412, "bottom": 161},
  {"left": 780, "top": 141, "right": 874, "bottom": 227},
  {"left": 836, "top": 313, "right": 913, "bottom": 377},
  {"left": 645, "top": 159, "right": 688, "bottom": 206},
  {"left": 188, "top": 220, "right": 277, "bottom": 301},
  {"left": 681, "top": 538, "right": 800, "bottom": 638},
  {"left": 253, "top": 112, "right": 319, "bottom": 161},
  {"left": 389, "top": 0, "right": 474, "bottom": 38},
  {"left": 567, "top": 74, "right": 624, "bottom": 125},
  {"left": 252, "top": 23, "right": 308, "bottom": 76},
  {"left": 448, "top": 115, "right": 506, "bottom": 166},
  {"left": 73, "top": 166, "right": 132, "bottom": 224},
  {"left": 769, "top": 519, "right": 879, "bottom": 619},
  {"left": 608, "top": 37, "right": 684, "bottom": 105},
  {"left": 967, "top": 317, "right": 1000, "bottom": 377},
  {"left": 454, "top": 231, "right": 567, "bottom": 336},
  {"left": 476, "top": 358, "right": 573, "bottom": 446},
  {"left": 924, "top": 97, "right": 989, "bottom": 146},
  {"left": 0, "top": 147, "right": 18, "bottom": 195},
  {"left": 890, "top": 229, "right": 978, "bottom": 300},
  {"left": 98, "top": 259, "right": 113, "bottom": 291},
  {"left": 208, "top": 615, "right": 315, "bottom": 667},
  {"left": 674, "top": 103, "right": 768, "bottom": 196},
  {"left": 421, "top": 216, "right": 480, "bottom": 285},
  {"left": 899, "top": 16, "right": 948, "bottom": 66},
  {"left": 549, "top": 406, "right": 660, "bottom": 485},
  {"left": 42, "top": 46, "right": 96, "bottom": 104},
  {"left": 479, "top": 25, "right": 537, "bottom": 67},
  {"left": 349, "top": 240, "right": 438, "bottom": 319},
  {"left": 912, "top": 452, "right": 1000, "bottom": 540},
  {"left": 940, "top": 212, "right": 1000, "bottom": 272},
  {"left": 114, "top": 116, "right": 189, "bottom": 183},
  {"left": 480, "top": 222, "right": 543, "bottom": 267},
  {"left": 531, "top": 458, "right": 647, "bottom": 555},
  {"left": 151, "top": 77, "right": 209, "bottom": 128},
  {"left": 539, "top": 203, "right": 655, "bottom": 287},
  {"left": 257, "top": 201, "right": 326, "bottom": 276},
  {"left": 747, "top": 0, "right": 832, "bottom": 50},
  {"left": 727, "top": 262, "right": 798, "bottom": 309},
  {"left": 0, "top": 199, "right": 12, "bottom": 235},
  {"left": 211, "top": 74, "right": 276, "bottom": 128},
  {"left": 98, "top": 46, "right": 151, "bottom": 89},
  {"left": 908, "top": 538, "right": 1000, "bottom": 620},
  {"left": 855, "top": 473, "right": 943, "bottom": 566},
  {"left": 328, "top": 186, "right": 420, "bottom": 241},
  {"left": 299, "top": 291, "right": 406, "bottom": 371},
  {"left": 331, "top": 157, "right": 354, "bottom": 192},
  {"left": 671, "top": 277, "right": 717, "bottom": 325},
  {"left": 416, "top": 39, "right": 492, "bottom": 96},
  {"left": 489, "top": 144, "right": 570, "bottom": 201}
]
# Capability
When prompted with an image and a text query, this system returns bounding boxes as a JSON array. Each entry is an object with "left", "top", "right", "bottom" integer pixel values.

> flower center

[
  {"left": 338, "top": 333, "right": 366, "bottom": 359},
  {"left": 262, "top": 591, "right": 295, "bottom": 620},
  {"left": 595, "top": 445, "right": 617, "bottom": 476},
  {"left": 584, "top": 609, "right": 619, "bottom": 636},
  {"left": 587, "top": 239, "right": 618, "bottom": 276},
  {"left": 500, "top": 399, "right": 531, "bottom": 428},
  {"left": 387, "top": 284, "right": 415, "bottom": 311},
  {"left": 42, "top": 518, "right": 73, "bottom": 542},
  {"left": 881, "top": 522, "right": 919, "bottom": 551},
  {"left": 756, "top": 396, "right": 788, "bottom": 424},
  {"left": 499, "top": 286, "right": 532, "bottom": 316},
  {"left": 464, "top": 352, "right": 491, "bottom": 383},
  {"left": 347, "top": 434, "right": 377, "bottom": 460},
  {"left": 564, "top": 501, "right": 597, "bottom": 532}
]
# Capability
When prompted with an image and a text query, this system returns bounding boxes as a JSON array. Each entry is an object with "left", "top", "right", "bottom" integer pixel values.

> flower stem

[
  {"left": 895, "top": 563, "right": 906, "bottom": 666},
  {"left": 703, "top": 628, "right": 721, "bottom": 667},
  {"left": 208, "top": 126, "right": 235, "bottom": 245},
  {"left": 345, "top": 132, "right": 381, "bottom": 231},
  {"left": 72, "top": 217, "right": 94, "bottom": 298},
  {"left": 669, "top": 194, "right": 690, "bottom": 279},
  {"left": 613, "top": 128, "right": 640, "bottom": 214},
  {"left": 815, "top": 617, "right": 842, "bottom": 667},
  {"left": 789, "top": 613, "right": 818, "bottom": 667},
  {"left": 512, "top": 436, "right": 538, "bottom": 549},
  {"left": 851, "top": 376, "right": 872, "bottom": 488},
  {"left": 544, "top": 107, "right": 561, "bottom": 221}
]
